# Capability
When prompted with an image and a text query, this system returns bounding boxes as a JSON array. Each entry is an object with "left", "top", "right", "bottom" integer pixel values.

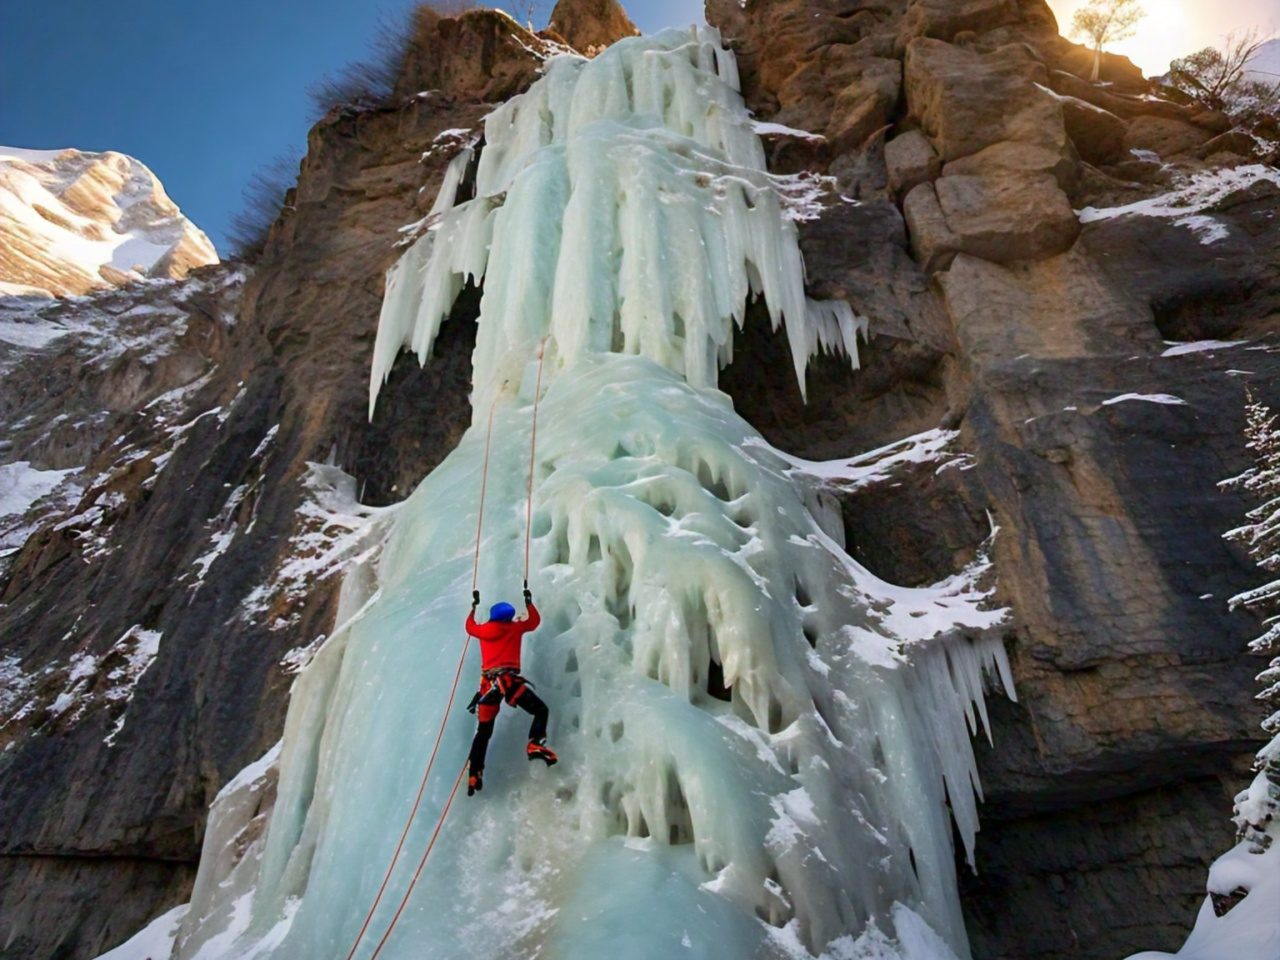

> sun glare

[
  {"left": 1048, "top": 0, "right": 1197, "bottom": 76},
  {"left": 1110, "top": 0, "right": 1194, "bottom": 75}
]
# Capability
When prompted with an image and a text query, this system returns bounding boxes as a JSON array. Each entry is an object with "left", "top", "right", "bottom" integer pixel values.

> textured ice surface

[
  {"left": 370, "top": 26, "right": 866, "bottom": 417},
  {"left": 156, "top": 26, "right": 1012, "bottom": 960}
]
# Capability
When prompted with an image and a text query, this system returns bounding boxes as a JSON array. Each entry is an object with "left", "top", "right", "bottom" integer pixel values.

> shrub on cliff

[
  {"left": 307, "top": 8, "right": 425, "bottom": 119},
  {"left": 227, "top": 151, "right": 301, "bottom": 261}
]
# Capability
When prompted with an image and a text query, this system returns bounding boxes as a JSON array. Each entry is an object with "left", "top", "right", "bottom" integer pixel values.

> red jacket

[{"left": 466, "top": 604, "right": 540, "bottom": 673}]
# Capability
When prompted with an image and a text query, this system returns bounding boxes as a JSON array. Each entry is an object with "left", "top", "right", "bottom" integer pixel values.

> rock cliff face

[
  {"left": 0, "top": 148, "right": 218, "bottom": 298},
  {"left": 0, "top": 2, "right": 1276, "bottom": 959},
  {"left": 709, "top": 1, "right": 1279, "bottom": 957},
  {"left": 547, "top": 0, "right": 639, "bottom": 54}
]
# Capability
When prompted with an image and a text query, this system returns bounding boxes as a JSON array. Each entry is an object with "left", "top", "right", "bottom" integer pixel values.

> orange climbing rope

[
  {"left": 366, "top": 761, "right": 468, "bottom": 960},
  {"left": 474, "top": 390, "right": 500, "bottom": 592},
  {"left": 524, "top": 338, "right": 548, "bottom": 584},
  {"left": 345, "top": 348, "right": 550, "bottom": 960},
  {"left": 341, "top": 396, "right": 500, "bottom": 960}
]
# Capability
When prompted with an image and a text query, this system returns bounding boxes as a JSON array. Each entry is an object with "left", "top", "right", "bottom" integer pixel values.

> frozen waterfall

[{"left": 134, "top": 25, "right": 1015, "bottom": 960}]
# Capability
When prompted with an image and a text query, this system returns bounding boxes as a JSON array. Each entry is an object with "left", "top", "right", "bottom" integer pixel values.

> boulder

[
  {"left": 1194, "top": 130, "right": 1259, "bottom": 161},
  {"left": 547, "top": 0, "right": 639, "bottom": 55},
  {"left": 827, "top": 58, "right": 903, "bottom": 153},
  {"left": 943, "top": 139, "right": 1076, "bottom": 188},
  {"left": 1123, "top": 116, "right": 1214, "bottom": 159},
  {"left": 1058, "top": 94, "right": 1128, "bottom": 165},
  {"left": 905, "top": 38, "right": 1069, "bottom": 164},
  {"left": 886, "top": 129, "right": 942, "bottom": 195},
  {"left": 905, "top": 173, "right": 1080, "bottom": 270},
  {"left": 1049, "top": 71, "right": 1231, "bottom": 135},
  {"left": 903, "top": 181, "right": 959, "bottom": 271},
  {"left": 897, "top": 0, "right": 1021, "bottom": 49},
  {"left": 770, "top": 53, "right": 902, "bottom": 154},
  {"left": 1053, "top": 43, "right": 1149, "bottom": 90}
]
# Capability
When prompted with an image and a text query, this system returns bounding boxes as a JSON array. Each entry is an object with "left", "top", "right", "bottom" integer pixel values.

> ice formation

[
  {"left": 140, "top": 26, "right": 1015, "bottom": 960},
  {"left": 370, "top": 25, "right": 867, "bottom": 416}
]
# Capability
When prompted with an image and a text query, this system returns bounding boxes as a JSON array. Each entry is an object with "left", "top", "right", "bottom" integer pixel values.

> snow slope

[
  {"left": 1246, "top": 39, "right": 1280, "bottom": 85},
  {"left": 0, "top": 146, "right": 218, "bottom": 298},
  {"left": 1125, "top": 767, "right": 1280, "bottom": 960}
]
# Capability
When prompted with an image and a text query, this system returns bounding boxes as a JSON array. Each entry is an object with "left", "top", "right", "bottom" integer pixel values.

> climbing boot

[
  {"left": 468, "top": 768, "right": 484, "bottom": 796},
  {"left": 527, "top": 740, "right": 558, "bottom": 766}
]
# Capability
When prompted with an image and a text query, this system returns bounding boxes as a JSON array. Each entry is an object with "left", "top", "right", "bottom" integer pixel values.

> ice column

[{"left": 165, "top": 25, "right": 1013, "bottom": 960}]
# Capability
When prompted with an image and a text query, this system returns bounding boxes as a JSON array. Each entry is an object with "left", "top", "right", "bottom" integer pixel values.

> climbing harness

[{"left": 343, "top": 340, "right": 549, "bottom": 959}]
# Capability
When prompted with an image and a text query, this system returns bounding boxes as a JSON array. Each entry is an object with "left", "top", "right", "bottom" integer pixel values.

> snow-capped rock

[{"left": 0, "top": 146, "right": 218, "bottom": 299}]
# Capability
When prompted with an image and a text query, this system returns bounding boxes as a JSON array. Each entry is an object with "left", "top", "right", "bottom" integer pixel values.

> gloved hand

[
  {"left": 523, "top": 579, "right": 532, "bottom": 605},
  {"left": 472, "top": 589, "right": 480, "bottom": 608}
]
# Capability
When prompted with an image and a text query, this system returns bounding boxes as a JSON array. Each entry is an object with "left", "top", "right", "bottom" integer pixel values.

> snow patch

[
  {"left": 1078, "top": 165, "right": 1280, "bottom": 241},
  {"left": 1161, "top": 340, "right": 1250, "bottom": 357},
  {"left": 1124, "top": 838, "right": 1280, "bottom": 960},
  {"left": 755, "top": 429, "right": 967, "bottom": 489},
  {"left": 214, "top": 740, "right": 282, "bottom": 804},
  {"left": 1103, "top": 393, "right": 1188, "bottom": 407},
  {"left": 750, "top": 120, "right": 826, "bottom": 142},
  {"left": 103, "top": 626, "right": 162, "bottom": 745},
  {"left": 239, "top": 463, "right": 394, "bottom": 629},
  {"left": 0, "top": 461, "right": 78, "bottom": 521},
  {"left": 95, "top": 903, "right": 190, "bottom": 960},
  {"left": 1, "top": 626, "right": 161, "bottom": 743},
  {"left": 1177, "top": 214, "right": 1231, "bottom": 245}
]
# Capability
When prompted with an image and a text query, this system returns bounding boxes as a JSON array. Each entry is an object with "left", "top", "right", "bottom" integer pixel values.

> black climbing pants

[{"left": 468, "top": 685, "right": 549, "bottom": 773}]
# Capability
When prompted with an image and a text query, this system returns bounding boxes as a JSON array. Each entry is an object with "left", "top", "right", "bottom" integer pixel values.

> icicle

[{"left": 369, "top": 26, "right": 859, "bottom": 418}]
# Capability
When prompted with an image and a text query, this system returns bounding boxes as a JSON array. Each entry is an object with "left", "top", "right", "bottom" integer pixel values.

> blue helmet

[{"left": 489, "top": 602, "right": 516, "bottom": 622}]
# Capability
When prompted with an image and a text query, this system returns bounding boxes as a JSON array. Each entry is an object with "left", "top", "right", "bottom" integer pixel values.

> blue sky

[{"left": 0, "top": 1, "right": 703, "bottom": 254}]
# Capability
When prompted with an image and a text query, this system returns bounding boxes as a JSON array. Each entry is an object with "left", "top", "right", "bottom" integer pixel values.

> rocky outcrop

[
  {"left": 2, "top": 2, "right": 1278, "bottom": 959},
  {"left": 0, "top": 148, "right": 218, "bottom": 298},
  {"left": 547, "top": 0, "right": 639, "bottom": 54},
  {"left": 394, "top": 8, "right": 547, "bottom": 103},
  {"left": 904, "top": 170, "right": 1080, "bottom": 269}
]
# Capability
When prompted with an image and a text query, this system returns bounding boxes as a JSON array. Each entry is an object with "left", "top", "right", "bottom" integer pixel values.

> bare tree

[
  {"left": 503, "top": 1, "right": 540, "bottom": 31},
  {"left": 1167, "top": 30, "right": 1280, "bottom": 128},
  {"left": 1071, "top": 0, "right": 1146, "bottom": 82}
]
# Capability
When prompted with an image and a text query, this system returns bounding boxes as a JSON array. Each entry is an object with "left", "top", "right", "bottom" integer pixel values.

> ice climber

[{"left": 465, "top": 583, "right": 557, "bottom": 796}]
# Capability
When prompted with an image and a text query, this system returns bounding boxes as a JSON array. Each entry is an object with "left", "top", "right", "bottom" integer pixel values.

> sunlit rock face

[{"left": 0, "top": 146, "right": 217, "bottom": 298}]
